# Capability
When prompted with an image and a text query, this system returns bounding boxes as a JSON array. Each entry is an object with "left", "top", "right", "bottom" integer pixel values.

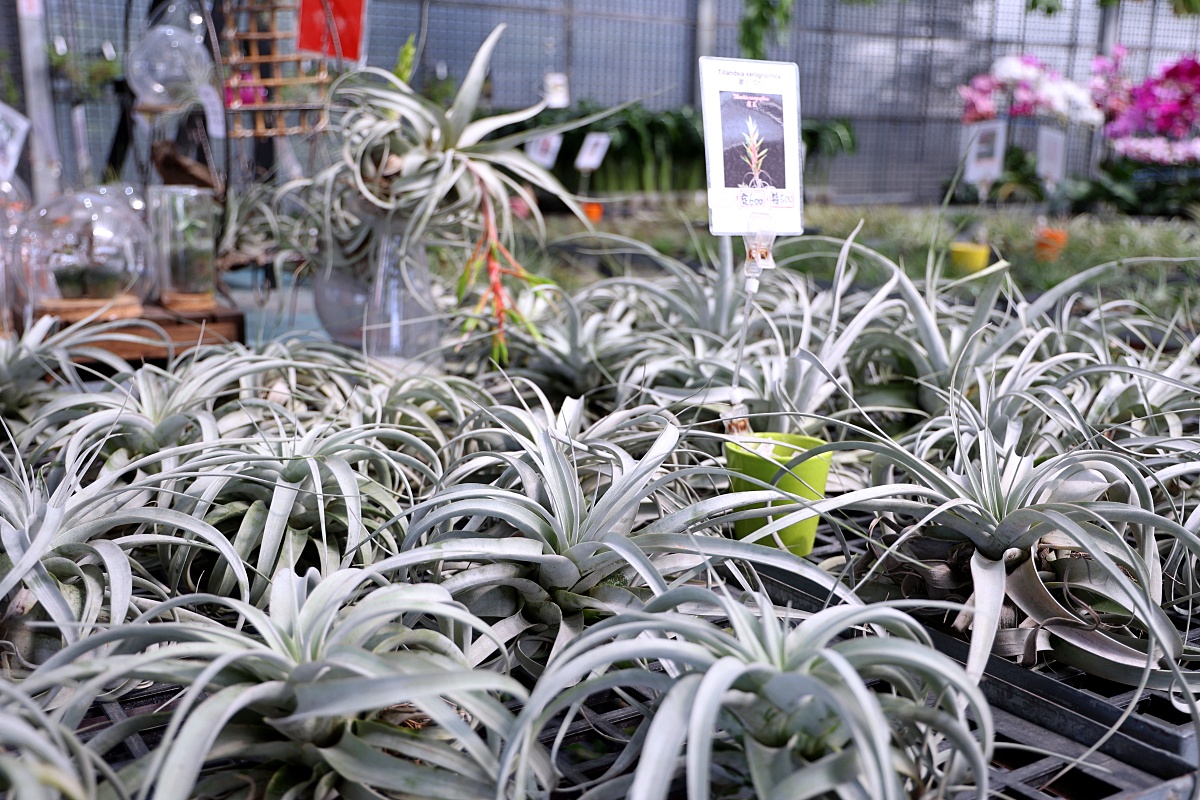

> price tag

[
  {"left": 574, "top": 131, "right": 611, "bottom": 172},
  {"left": 525, "top": 134, "right": 563, "bottom": 169},
  {"left": 1036, "top": 126, "right": 1066, "bottom": 187},
  {"left": 544, "top": 72, "right": 570, "bottom": 109},
  {"left": 198, "top": 85, "right": 226, "bottom": 139},
  {"left": 698, "top": 56, "right": 803, "bottom": 236},
  {"left": 962, "top": 120, "right": 1007, "bottom": 186},
  {"left": 0, "top": 102, "right": 31, "bottom": 182}
]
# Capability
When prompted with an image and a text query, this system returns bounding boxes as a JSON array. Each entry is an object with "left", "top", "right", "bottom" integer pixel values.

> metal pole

[
  {"left": 694, "top": 0, "right": 716, "bottom": 108},
  {"left": 1089, "top": 2, "right": 1121, "bottom": 178},
  {"left": 1098, "top": 2, "right": 1120, "bottom": 56},
  {"left": 16, "top": 0, "right": 61, "bottom": 201}
]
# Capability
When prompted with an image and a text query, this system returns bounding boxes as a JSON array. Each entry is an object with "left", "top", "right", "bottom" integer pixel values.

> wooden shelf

[{"left": 28, "top": 304, "right": 246, "bottom": 362}]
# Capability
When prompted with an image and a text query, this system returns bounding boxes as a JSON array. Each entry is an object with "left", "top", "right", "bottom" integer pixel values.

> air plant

[
  {"left": 279, "top": 24, "right": 617, "bottom": 361},
  {"left": 366, "top": 397, "right": 853, "bottom": 667},
  {"left": 23, "top": 567, "right": 549, "bottom": 799},
  {"left": 503, "top": 587, "right": 992, "bottom": 800},
  {"left": 740, "top": 116, "right": 773, "bottom": 189},
  {"left": 0, "top": 315, "right": 166, "bottom": 425},
  {"left": 0, "top": 679, "right": 125, "bottom": 799}
]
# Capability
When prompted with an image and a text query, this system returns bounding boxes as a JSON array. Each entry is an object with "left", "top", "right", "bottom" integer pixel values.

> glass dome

[
  {"left": 16, "top": 191, "right": 155, "bottom": 324},
  {"left": 126, "top": 24, "right": 212, "bottom": 108},
  {"left": 93, "top": 183, "right": 147, "bottom": 215}
]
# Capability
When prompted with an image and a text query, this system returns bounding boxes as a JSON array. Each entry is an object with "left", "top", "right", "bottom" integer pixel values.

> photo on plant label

[
  {"left": 975, "top": 129, "right": 998, "bottom": 161},
  {"left": 720, "top": 91, "right": 786, "bottom": 190}
]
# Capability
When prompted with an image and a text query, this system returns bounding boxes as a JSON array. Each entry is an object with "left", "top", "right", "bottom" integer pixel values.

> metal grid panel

[
  {"left": 569, "top": 14, "right": 689, "bottom": 110},
  {"left": 574, "top": 0, "right": 690, "bottom": 19},
  {"left": 831, "top": 1, "right": 901, "bottom": 36},
  {"left": 14, "top": 0, "right": 1200, "bottom": 202},
  {"left": 1, "top": 0, "right": 23, "bottom": 110},
  {"left": 794, "top": 31, "right": 830, "bottom": 119}
]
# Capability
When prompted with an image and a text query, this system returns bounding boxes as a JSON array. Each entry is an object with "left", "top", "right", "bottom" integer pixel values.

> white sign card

[
  {"left": 698, "top": 56, "right": 803, "bottom": 236},
  {"left": 962, "top": 119, "right": 1007, "bottom": 186},
  {"left": 574, "top": 131, "right": 612, "bottom": 172},
  {"left": 0, "top": 102, "right": 31, "bottom": 182},
  {"left": 1036, "top": 126, "right": 1067, "bottom": 187},
  {"left": 525, "top": 134, "right": 563, "bottom": 169},
  {"left": 544, "top": 72, "right": 570, "bottom": 109}
]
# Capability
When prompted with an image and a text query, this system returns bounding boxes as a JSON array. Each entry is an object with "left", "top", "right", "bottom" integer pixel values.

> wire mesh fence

[{"left": 13, "top": 0, "right": 1200, "bottom": 202}]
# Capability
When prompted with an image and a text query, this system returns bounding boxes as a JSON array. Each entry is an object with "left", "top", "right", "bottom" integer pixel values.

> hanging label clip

[{"left": 741, "top": 214, "right": 776, "bottom": 294}]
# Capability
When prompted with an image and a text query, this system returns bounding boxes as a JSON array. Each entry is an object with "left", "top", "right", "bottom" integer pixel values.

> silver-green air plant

[
  {"left": 502, "top": 587, "right": 991, "bottom": 800},
  {"left": 740, "top": 115, "right": 772, "bottom": 189},
  {"left": 23, "top": 567, "right": 550, "bottom": 799}
]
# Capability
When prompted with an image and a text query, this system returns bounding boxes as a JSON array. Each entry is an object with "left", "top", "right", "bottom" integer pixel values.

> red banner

[{"left": 297, "top": 0, "right": 366, "bottom": 64}]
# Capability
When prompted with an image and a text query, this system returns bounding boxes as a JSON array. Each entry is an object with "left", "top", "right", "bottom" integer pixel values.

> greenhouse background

[{"left": 6, "top": 0, "right": 1200, "bottom": 201}]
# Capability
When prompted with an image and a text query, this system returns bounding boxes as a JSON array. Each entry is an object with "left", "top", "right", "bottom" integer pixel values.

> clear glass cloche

[{"left": 15, "top": 190, "right": 155, "bottom": 324}]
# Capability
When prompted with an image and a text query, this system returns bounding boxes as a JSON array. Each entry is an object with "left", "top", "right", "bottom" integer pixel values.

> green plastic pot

[{"left": 724, "top": 433, "right": 832, "bottom": 556}]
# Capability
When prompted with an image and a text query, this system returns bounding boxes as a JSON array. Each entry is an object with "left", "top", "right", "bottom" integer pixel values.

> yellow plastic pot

[
  {"left": 724, "top": 433, "right": 832, "bottom": 556},
  {"left": 949, "top": 242, "right": 991, "bottom": 273}
]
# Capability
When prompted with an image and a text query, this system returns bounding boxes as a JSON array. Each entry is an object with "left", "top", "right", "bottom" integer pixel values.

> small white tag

[
  {"left": 574, "top": 131, "right": 611, "bottom": 172},
  {"left": 699, "top": 57, "right": 803, "bottom": 237},
  {"left": 0, "top": 102, "right": 31, "bottom": 182},
  {"left": 1036, "top": 126, "right": 1067, "bottom": 187},
  {"left": 525, "top": 134, "right": 563, "bottom": 169},
  {"left": 962, "top": 120, "right": 1007, "bottom": 186},
  {"left": 544, "top": 72, "right": 570, "bottom": 109},
  {"left": 198, "top": 85, "right": 226, "bottom": 139}
]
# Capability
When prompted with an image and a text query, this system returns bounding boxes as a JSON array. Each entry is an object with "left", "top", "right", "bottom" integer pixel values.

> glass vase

[
  {"left": 149, "top": 185, "right": 216, "bottom": 312},
  {"left": 312, "top": 225, "right": 442, "bottom": 370}
]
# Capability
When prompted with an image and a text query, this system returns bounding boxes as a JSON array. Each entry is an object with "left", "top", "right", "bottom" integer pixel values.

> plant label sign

[
  {"left": 698, "top": 56, "right": 802, "bottom": 236},
  {"left": 1036, "top": 126, "right": 1067, "bottom": 187},
  {"left": 0, "top": 102, "right": 31, "bottom": 183},
  {"left": 962, "top": 120, "right": 1007, "bottom": 186},
  {"left": 574, "top": 132, "right": 612, "bottom": 173},
  {"left": 525, "top": 134, "right": 564, "bottom": 170},
  {"left": 544, "top": 72, "right": 570, "bottom": 109}
]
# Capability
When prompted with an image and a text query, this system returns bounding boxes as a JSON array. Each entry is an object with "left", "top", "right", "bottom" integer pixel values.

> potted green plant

[{"left": 278, "top": 24, "right": 610, "bottom": 363}]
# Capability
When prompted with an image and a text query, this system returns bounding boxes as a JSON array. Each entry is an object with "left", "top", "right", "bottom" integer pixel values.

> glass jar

[
  {"left": 148, "top": 185, "right": 216, "bottom": 311},
  {"left": 16, "top": 191, "right": 155, "bottom": 325}
]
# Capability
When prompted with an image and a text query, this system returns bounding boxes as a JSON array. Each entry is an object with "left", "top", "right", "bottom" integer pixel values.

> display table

[{"left": 22, "top": 304, "right": 245, "bottom": 362}]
